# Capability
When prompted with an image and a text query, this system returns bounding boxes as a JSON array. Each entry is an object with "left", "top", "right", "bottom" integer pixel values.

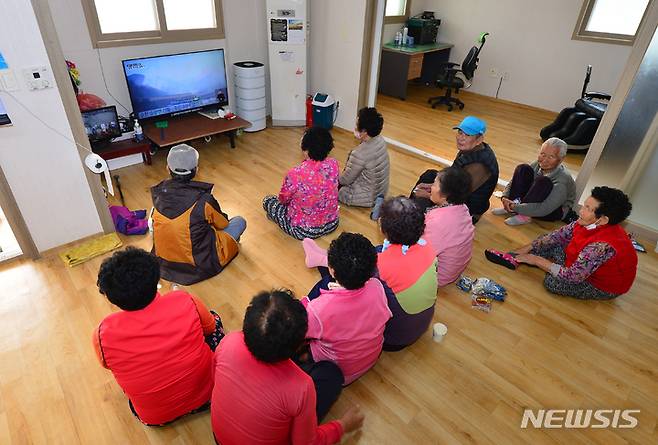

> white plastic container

[
  {"left": 234, "top": 61, "right": 266, "bottom": 132},
  {"left": 432, "top": 322, "right": 448, "bottom": 343}
]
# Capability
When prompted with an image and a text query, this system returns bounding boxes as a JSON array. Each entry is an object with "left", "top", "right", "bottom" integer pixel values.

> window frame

[
  {"left": 80, "top": 0, "right": 225, "bottom": 48},
  {"left": 572, "top": 0, "right": 652, "bottom": 46},
  {"left": 384, "top": 0, "right": 412, "bottom": 25}
]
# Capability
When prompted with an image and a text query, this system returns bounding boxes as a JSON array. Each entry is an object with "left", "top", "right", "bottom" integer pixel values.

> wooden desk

[
  {"left": 378, "top": 42, "right": 453, "bottom": 100},
  {"left": 142, "top": 113, "right": 252, "bottom": 149},
  {"left": 93, "top": 139, "right": 152, "bottom": 165}
]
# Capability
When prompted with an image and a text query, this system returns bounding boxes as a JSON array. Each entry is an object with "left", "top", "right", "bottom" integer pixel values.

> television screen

[
  {"left": 122, "top": 49, "right": 228, "bottom": 120},
  {"left": 82, "top": 105, "right": 121, "bottom": 143}
]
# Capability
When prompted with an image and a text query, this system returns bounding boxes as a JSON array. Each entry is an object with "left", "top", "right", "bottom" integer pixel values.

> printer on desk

[{"left": 407, "top": 11, "right": 440, "bottom": 45}]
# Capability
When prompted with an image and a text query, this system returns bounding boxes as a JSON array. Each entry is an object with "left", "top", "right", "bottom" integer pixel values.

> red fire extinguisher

[{"left": 306, "top": 95, "right": 313, "bottom": 128}]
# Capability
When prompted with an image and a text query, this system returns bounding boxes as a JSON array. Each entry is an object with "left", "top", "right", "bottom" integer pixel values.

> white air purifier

[{"left": 234, "top": 61, "right": 266, "bottom": 132}]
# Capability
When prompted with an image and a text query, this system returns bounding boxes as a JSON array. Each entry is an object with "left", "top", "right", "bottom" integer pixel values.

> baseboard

[
  {"left": 623, "top": 220, "right": 658, "bottom": 247},
  {"left": 38, "top": 231, "right": 110, "bottom": 259}
]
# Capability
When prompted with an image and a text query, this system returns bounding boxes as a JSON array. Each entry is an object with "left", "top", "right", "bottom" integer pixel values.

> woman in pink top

[
  {"left": 412, "top": 167, "right": 475, "bottom": 286},
  {"left": 211, "top": 290, "right": 364, "bottom": 445},
  {"left": 263, "top": 127, "right": 340, "bottom": 240},
  {"left": 300, "top": 233, "right": 392, "bottom": 384}
]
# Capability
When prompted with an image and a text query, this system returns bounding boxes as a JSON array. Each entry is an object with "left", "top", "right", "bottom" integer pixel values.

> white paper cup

[{"left": 432, "top": 322, "right": 448, "bottom": 343}]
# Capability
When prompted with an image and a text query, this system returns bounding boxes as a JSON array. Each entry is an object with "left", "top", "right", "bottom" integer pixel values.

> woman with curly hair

[
  {"left": 263, "top": 126, "right": 339, "bottom": 240},
  {"left": 93, "top": 247, "right": 224, "bottom": 426},
  {"left": 302, "top": 197, "right": 438, "bottom": 352},
  {"left": 496, "top": 186, "right": 638, "bottom": 300},
  {"left": 300, "top": 232, "right": 391, "bottom": 384}
]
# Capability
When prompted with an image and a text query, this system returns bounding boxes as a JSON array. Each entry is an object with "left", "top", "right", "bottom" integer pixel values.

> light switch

[{"left": 23, "top": 66, "right": 52, "bottom": 90}]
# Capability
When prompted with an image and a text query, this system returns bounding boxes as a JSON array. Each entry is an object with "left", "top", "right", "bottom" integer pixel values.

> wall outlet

[
  {"left": 489, "top": 67, "right": 498, "bottom": 78},
  {"left": 502, "top": 71, "right": 510, "bottom": 81}
]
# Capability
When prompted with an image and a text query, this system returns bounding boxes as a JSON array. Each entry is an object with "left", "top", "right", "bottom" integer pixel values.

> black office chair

[{"left": 428, "top": 33, "right": 489, "bottom": 111}]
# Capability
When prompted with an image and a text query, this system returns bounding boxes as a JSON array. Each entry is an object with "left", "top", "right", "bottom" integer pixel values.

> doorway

[
  {"left": 0, "top": 164, "right": 38, "bottom": 263},
  {"left": 0, "top": 205, "right": 22, "bottom": 262}
]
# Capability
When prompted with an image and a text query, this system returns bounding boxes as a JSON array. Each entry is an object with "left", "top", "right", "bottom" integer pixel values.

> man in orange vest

[{"left": 151, "top": 144, "right": 246, "bottom": 284}]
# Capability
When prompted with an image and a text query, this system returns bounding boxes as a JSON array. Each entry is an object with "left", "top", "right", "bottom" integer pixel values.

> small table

[
  {"left": 379, "top": 42, "right": 453, "bottom": 100},
  {"left": 142, "top": 113, "right": 252, "bottom": 149},
  {"left": 93, "top": 139, "right": 152, "bottom": 165}
]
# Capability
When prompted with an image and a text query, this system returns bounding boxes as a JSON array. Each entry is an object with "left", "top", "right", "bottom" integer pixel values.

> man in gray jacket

[
  {"left": 492, "top": 137, "right": 575, "bottom": 225},
  {"left": 339, "top": 107, "right": 390, "bottom": 219}
]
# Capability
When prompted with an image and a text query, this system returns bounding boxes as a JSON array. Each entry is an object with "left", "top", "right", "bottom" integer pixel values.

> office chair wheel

[
  {"left": 447, "top": 105, "right": 454, "bottom": 111},
  {"left": 458, "top": 103, "right": 465, "bottom": 110}
]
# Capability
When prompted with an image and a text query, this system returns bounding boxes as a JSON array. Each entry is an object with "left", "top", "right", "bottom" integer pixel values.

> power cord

[
  {"left": 495, "top": 77, "right": 503, "bottom": 99},
  {"left": 95, "top": 48, "right": 131, "bottom": 115},
  {"left": 0, "top": 90, "right": 93, "bottom": 155}
]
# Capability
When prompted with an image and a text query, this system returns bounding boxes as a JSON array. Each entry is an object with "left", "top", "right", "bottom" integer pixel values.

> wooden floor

[
  {"left": 377, "top": 84, "right": 586, "bottom": 180},
  {"left": 1, "top": 124, "right": 657, "bottom": 445}
]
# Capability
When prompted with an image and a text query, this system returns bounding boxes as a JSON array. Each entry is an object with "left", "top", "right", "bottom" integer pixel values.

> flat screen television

[
  {"left": 122, "top": 49, "right": 229, "bottom": 120},
  {"left": 82, "top": 105, "right": 122, "bottom": 147}
]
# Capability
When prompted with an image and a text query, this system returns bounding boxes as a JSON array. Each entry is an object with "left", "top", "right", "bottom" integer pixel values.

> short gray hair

[{"left": 544, "top": 137, "right": 568, "bottom": 158}]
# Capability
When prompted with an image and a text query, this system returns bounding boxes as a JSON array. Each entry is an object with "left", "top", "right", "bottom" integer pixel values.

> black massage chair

[{"left": 540, "top": 65, "right": 611, "bottom": 152}]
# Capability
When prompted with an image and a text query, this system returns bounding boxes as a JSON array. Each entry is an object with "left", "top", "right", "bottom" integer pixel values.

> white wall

[
  {"left": 310, "top": 0, "right": 367, "bottom": 130},
  {"left": 412, "top": 0, "right": 632, "bottom": 112},
  {"left": 0, "top": 0, "right": 103, "bottom": 252},
  {"left": 47, "top": 0, "right": 270, "bottom": 118}
]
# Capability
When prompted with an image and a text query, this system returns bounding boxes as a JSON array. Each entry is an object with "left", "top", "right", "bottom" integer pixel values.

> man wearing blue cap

[{"left": 411, "top": 116, "right": 499, "bottom": 224}]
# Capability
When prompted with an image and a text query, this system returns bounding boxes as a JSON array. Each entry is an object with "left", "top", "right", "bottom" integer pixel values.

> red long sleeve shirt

[{"left": 211, "top": 332, "right": 343, "bottom": 445}]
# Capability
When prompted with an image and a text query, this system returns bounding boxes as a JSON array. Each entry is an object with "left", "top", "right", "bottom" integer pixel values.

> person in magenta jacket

[{"left": 263, "top": 127, "right": 340, "bottom": 240}]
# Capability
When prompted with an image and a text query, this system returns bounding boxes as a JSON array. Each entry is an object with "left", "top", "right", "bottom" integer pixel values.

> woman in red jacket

[
  {"left": 93, "top": 247, "right": 224, "bottom": 425},
  {"left": 506, "top": 186, "right": 637, "bottom": 300}
]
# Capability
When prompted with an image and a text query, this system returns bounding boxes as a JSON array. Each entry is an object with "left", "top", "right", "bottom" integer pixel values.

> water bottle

[
  {"left": 134, "top": 120, "right": 144, "bottom": 142},
  {"left": 394, "top": 31, "right": 402, "bottom": 46},
  {"left": 402, "top": 27, "right": 408, "bottom": 46}
]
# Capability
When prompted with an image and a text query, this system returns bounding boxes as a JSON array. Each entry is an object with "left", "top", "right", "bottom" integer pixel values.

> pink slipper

[
  {"left": 303, "top": 238, "right": 328, "bottom": 268},
  {"left": 484, "top": 249, "right": 519, "bottom": 270}
]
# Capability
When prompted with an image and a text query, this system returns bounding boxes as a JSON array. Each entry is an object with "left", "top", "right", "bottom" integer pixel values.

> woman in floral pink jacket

[{"left": 263, "top": 127, "right": 340, "bottom": 240}]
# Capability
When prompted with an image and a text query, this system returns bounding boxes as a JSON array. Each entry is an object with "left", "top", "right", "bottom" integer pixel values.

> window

[
  {"left": 573, "top": 0, "right": 652, "bottom": 45},
  {"left": 81, "top": 0, "right": 224, "bottom": 48},
  {"left": 385, "top": 0, "right": 411, "bottom": 24}
]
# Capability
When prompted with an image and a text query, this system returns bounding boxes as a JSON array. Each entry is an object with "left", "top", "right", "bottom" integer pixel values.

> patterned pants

[
  {"left": 205, "top": 311, "right": 225, "bottom": 351},
  {"left": 262, "top": 195, "right": 338, "bottom": 240},
  {"left": 532, "top": 245, "right": 618, "bottom": 300}
]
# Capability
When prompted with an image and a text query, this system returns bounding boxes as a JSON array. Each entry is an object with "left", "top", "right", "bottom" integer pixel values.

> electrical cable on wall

[
  {"left": 1, "top": 90, "right": 116, "bottom": 195},
  {"left": 495, "top": 77, "right": 503, "bottom": 99},
  {"left": 1, "top": 90, "right": 92, "bottom": 155},
  {"left": 95, "top": 48, "right": 131, "bottom": 114}
]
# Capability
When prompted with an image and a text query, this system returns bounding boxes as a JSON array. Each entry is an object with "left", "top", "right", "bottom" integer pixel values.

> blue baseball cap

[{"left": 453, "top": 116, "right": 487, "bottom": 136}]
